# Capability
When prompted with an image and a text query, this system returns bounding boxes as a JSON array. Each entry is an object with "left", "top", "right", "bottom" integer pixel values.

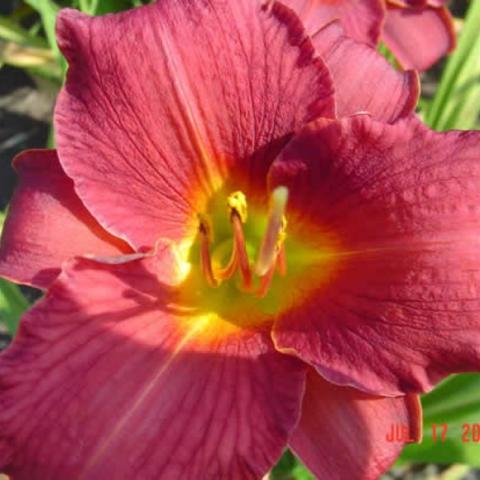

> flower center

[
  {"left": 174, "top": 186, "right": 341, "bottom": 341},
  {"left": 197, "top": 187, "right": 288, "bottom": 298}
]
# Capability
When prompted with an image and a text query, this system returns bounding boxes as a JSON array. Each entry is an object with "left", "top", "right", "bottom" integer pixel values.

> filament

[
  {"left": 231, "top": 211, "right": 252, "bottom": 288},
  {"left": 199, "top": 218, "right": 219, "bottom": 288},
  {"left": 215, "top": 210, "right": 251, "bottom": 286}
]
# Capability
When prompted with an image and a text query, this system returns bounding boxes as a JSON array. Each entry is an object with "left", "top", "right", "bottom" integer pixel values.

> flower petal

[
  {"left": 54, "top": 1, "right": 334, "bottom": 250},
  {"left": 387, "top": 1, "right": 446, "bottom": 7},
  {"left": 269, "top": 115, "right": 480, "bottom": 395},
  {"left": 289, "top": 370, "right": 422, "bottom": 480},
  {"left": 312, "top": 21, "right": 419, "bottom": 122},
  {"left": 281, "top": 0, "right": 384, "bottom": 46},
  {"left": 0, "top": 248, "right": 306, "bottom": 479},
  {"left": 0, "top": 150, "right": 130, "bottom": 289},
  {"left": 383, "top": 4, "right": 455, "bottom": 71}
]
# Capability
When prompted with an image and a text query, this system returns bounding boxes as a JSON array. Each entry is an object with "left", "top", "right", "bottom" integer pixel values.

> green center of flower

[
  {"left": 176, "top": 186, "right": 339, "bottom": 337},
  {"left": 197, "top": 187, "right": 288, "bottom": 298}
]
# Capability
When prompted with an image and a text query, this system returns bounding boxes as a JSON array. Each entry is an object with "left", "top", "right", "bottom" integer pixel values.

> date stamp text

[{"left": 386, "top": 423, "right": 480, "bottom": 443}]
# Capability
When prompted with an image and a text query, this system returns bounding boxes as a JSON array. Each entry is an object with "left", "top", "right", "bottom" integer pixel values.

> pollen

[
  {"left": 227, "top": 191, "right": 248, "bottom": 223},
  {"left": 198, "top": 187, "right": 289, "bottom": 297}
]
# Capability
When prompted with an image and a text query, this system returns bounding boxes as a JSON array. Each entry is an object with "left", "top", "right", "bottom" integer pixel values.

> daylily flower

[
  {"left": 282, "top": 0, "right": 456, "bottom": 70},
  {"left": 0, "top": 1, "right": 479, "bottom": 479}
]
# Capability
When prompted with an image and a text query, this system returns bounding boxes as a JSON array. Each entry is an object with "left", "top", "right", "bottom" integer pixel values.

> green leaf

[
  {"left": 426, "top": 1, "right": 480, "bottom": 130},
  {"left": 0, "top": 40, "right": 61, "bottom": 79},
  {"left": 399, "top": 374, "right": 480, "bottom": 466},
  {"left": 290, "top": 464, "right": 314, "bottom": 480},
  {"left": 0, "top": 16, "right": 48, "bottom": 48},
  {"left": 271, "top": 450, "right": 314, "bottom": 480},
  {"left": 95, "top": 0, "right": 134, "bottom": 14},
  {"left": 0, "top": 16, "right": 61, "bottom": 78},
  {"left": 0, "top": 211, "right": 29, "bottom": 335},
  {"left": 0, "top": 279, "right": 28, "bottom": 335},
  {"left": 23, "top": 0, "right": 66, "bottom": 70},
  {"left": 77, "top": 0, "right": 134, "bottom": 15},
  {"left": 377, "top": 42, "right": 399, "bottom": 70}
]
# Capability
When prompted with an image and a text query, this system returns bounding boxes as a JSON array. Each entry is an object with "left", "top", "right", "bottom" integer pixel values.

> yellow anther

[{"left": 227, "top": 191, "right": 248, "bottom": 223}]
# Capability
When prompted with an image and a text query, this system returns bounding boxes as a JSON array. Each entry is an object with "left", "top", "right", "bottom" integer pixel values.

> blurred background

[{"left": 0, "top": 1, "right": 479, "bottom": 479}]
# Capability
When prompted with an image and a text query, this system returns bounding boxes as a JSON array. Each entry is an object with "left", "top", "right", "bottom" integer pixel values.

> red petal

[
  {"left": 312, "top": 21, "right": 419, "bottom": 122},
  {"left": 387, "top": 0, "right": 427, "bottom": 6},
  {"left": 383, "top": 5, "right": 456, "bottom": 71},
  {"left": 54, "top": 2, "right": 334, "bottom": 250},
  {"left": 269, "top": 115, "right": 480, "bottom": 395},
  {"left": 0, "top": 150, "right": 130, "bottom": 289},
  {"left": 282, "top": 0, "right": 384, "bottom": 45},
  {"left": 0, "top": 249, "right": 306, "bottom": 479},
  {"left": 290, "top": 371, "right": 422, "bottom": 480},
  {"left": 387, "top": 1, "right": 446, "bottom": 7}
]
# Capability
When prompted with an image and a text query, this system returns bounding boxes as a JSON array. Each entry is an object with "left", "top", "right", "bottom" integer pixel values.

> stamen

[
  {"left": 198, "top": 216, "right": 218, "bottom": 287},
  {"left": 215, "top": 211, "right": 242, "bottom": 281},
  {"left": 215, "top": 241, "right": 238, "bottom": 281},
  {"left": 231, "top": 211, "right": 252, "bottom": 288},
  {"left": 220, "top": 191, "right": 252, "bottom": 288},
  {"left": 255, "top": 186, "right": 289, "bottom": 277}
]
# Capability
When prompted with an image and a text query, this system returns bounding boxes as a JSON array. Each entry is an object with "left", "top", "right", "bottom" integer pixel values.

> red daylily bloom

[
  {"left": 282, "top": 0, "right": 456, "bottom": 71},
  {"left": 0, "top": 1, "right": 479, "bottom": 479}
]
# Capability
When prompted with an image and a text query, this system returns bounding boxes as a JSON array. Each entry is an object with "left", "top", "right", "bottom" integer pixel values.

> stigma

[{"left": 198, "top": 187, "right": 288, "bottom": 297}]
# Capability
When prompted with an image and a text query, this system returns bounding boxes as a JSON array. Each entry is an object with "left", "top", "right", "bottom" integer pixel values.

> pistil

[
  {"left": 256, "top": 260, "right": 277, "bottom": 298},
  {"left": 255, "top": 187, "right": 289, "bottom": 277},
  {"left": 276, "top": 243, "right": 287, "bottom": 276}
]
